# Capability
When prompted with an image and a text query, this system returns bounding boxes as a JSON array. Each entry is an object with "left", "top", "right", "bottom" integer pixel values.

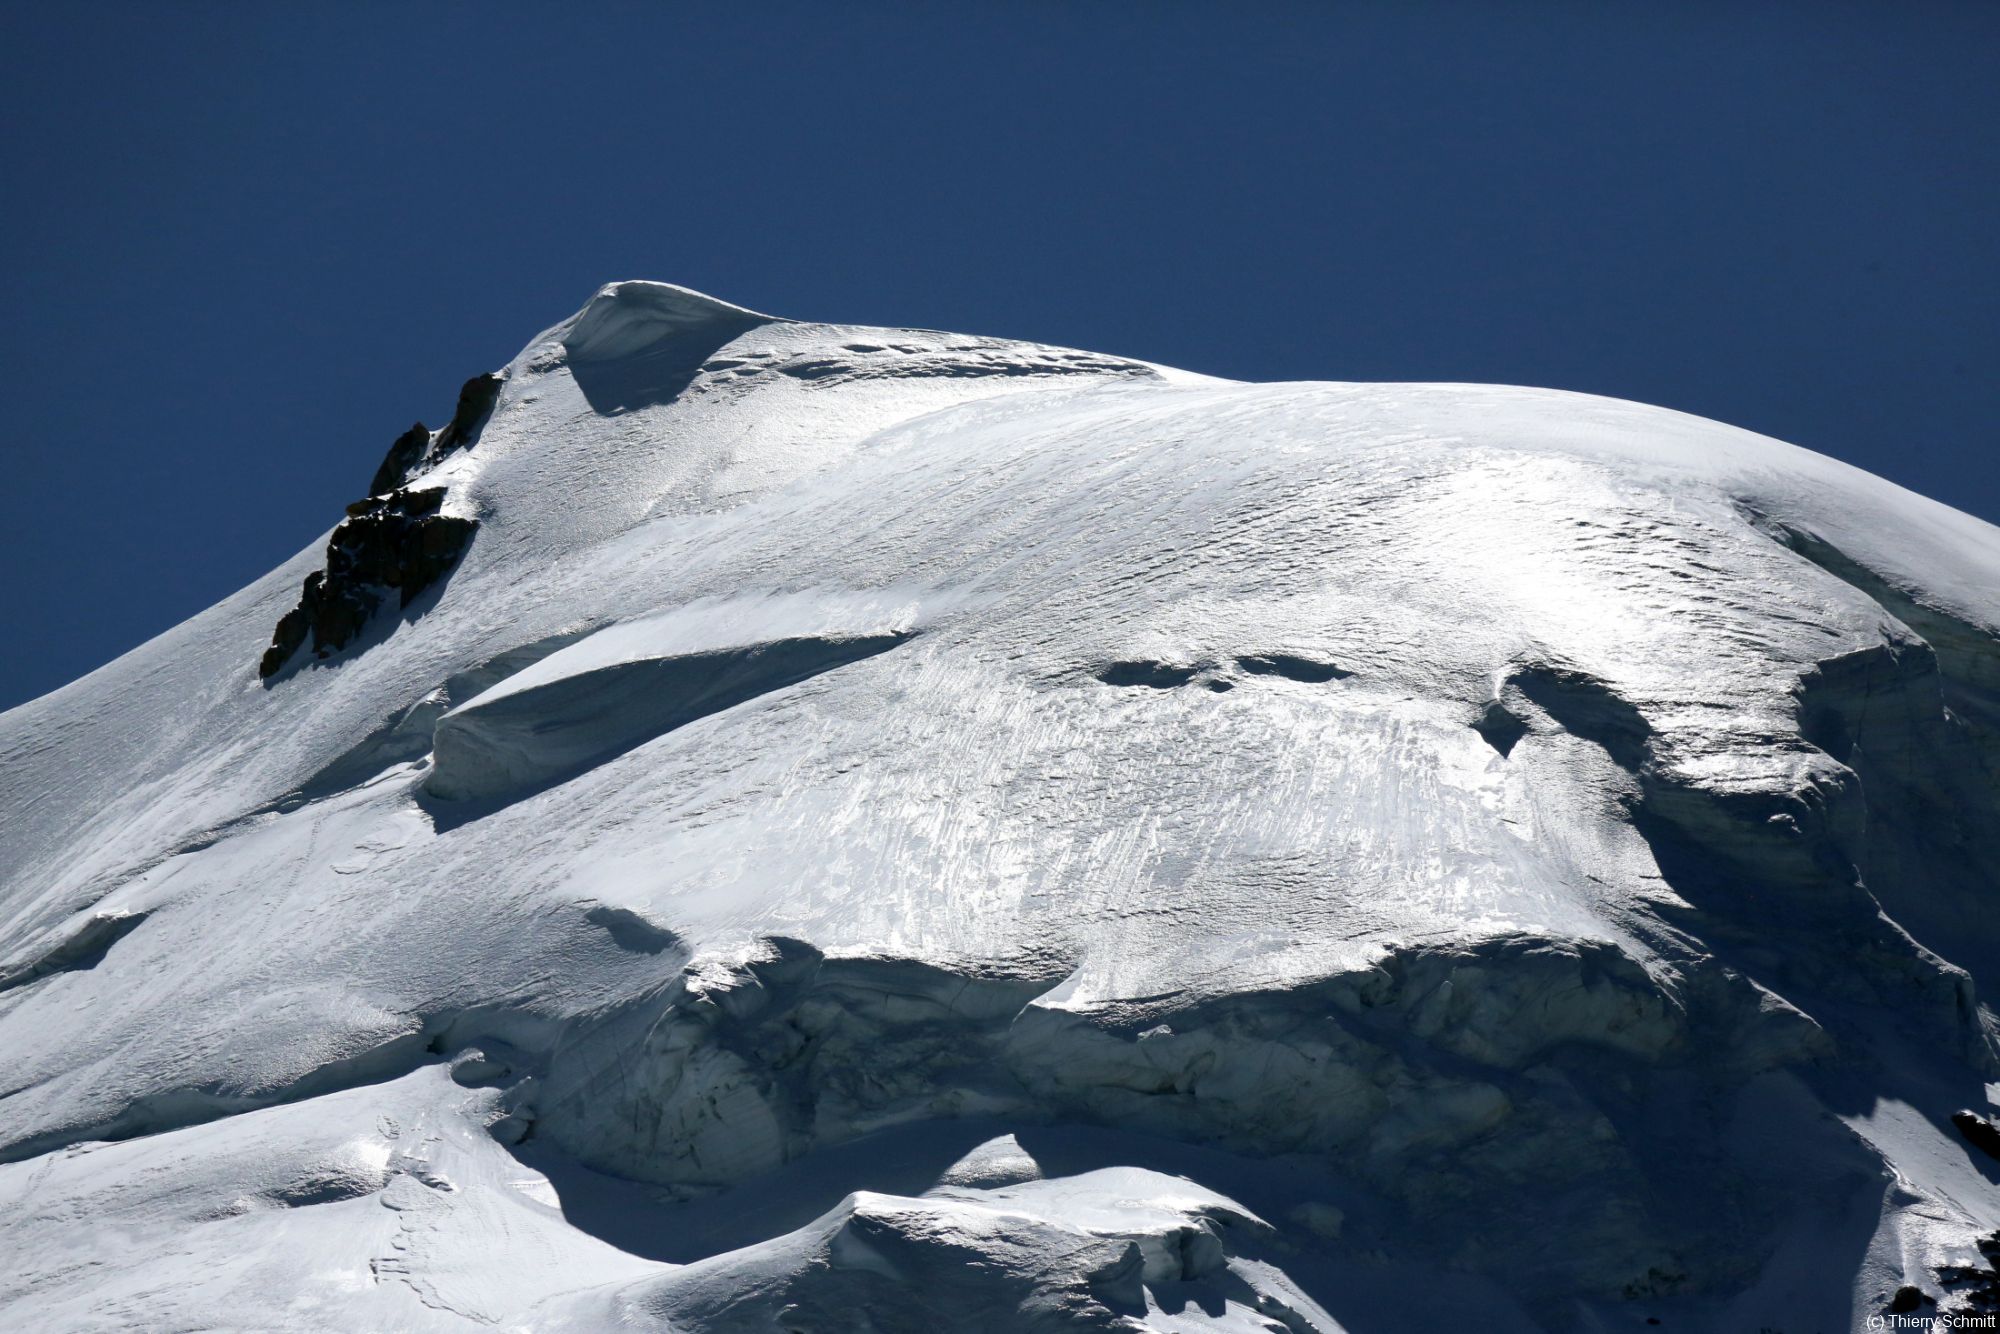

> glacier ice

[{"left": 3, "top": 279, "right": 2000, "bottom": 1329}]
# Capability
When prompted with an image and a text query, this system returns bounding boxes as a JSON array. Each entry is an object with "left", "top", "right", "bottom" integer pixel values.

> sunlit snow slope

[{"left": 4, "top": 281, "right": 2000, "bottom": 1331}]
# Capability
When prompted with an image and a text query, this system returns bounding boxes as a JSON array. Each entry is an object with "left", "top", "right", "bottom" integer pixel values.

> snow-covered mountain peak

[{"left": 5, "top": 287, "right": 2000, "bottom": 1330}]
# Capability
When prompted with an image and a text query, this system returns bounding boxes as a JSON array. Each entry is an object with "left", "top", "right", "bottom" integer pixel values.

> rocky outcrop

[
  {"left": 261, "top": 371, "right": 502, "bottom": 680},
  {"left": 366, "top": 372, "right": 504, "bottom": 497},
  {"left": 1954, "top": 1110, "right": 2000, "bottom": 1164},
  {"left": 368, "top": 422, "right": 433, "bottom": 498},
  {"left": 436, "top": 372, "right": 504, "bottom": 455},
  {"left": 1938, "top": 1231, "right": 2000, "bottom": 1314},
  {"left": 259, "top": 487, "right": 475, "bottom": 679},
  {"left": 1889, "top": 1285, "right": 1937, "bottom": 1314}
]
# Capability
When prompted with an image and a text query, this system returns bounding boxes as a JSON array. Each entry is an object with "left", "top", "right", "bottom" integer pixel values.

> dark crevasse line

[
  {"left": 1094, "top": 654, "right": 1351, "bottom": 691},
  {"left": 0, "top": 994, "right": 594, "bottom": 1166},
  {"left": 0, "top": 911, "right": 150, "bottom": 996},
  {"left": 0, "top": 901, "right": 688, "bottom": 1166},
  {"left": 0, "top": 1026, "right": 440, "bottom": 1166},
  {"left": 423, "top": 630, "right": 916, "bottom": 812},
  {"left": 262, "top": 626, "right": 600, "bottom": 814},
  {"left": 1234, "top": 653, "right": 1350, "bottom": 684},
  {"left": 1095, "top": 661, "right": 1202, "bottom": 689},
  {"left": 1505, "top": 664, "right": 1651, "bottom": 770}
]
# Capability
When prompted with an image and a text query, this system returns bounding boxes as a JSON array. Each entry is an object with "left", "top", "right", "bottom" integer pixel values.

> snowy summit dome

[{"left": 3, "top": 282, "right": 1999, "bottom": 1330}]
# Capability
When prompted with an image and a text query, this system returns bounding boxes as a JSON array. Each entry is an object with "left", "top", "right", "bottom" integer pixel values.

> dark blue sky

[{"left": 2, "top": 2, "right": 1994, "bottom": 711}]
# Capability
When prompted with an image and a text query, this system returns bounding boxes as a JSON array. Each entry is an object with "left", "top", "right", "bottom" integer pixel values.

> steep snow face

[{"left": 3, "top": 281, "right": 2000, "bottom": 1330}]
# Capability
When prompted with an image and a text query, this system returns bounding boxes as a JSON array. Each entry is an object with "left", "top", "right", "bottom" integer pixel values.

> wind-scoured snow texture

[{"left": 3, "top": 279, "right": 2000, "bottom": 1331}]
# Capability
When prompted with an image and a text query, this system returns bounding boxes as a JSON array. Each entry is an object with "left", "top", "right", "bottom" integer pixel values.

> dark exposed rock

[
  {"left": 1937, "top": 1230, "right": 2000, "bottom": 1311},
  {"left": 260, "top": 598, "right": 313, "bottom": 679},
  {"left": 368, "top": 422, "right": 432, "bottom": 497},
  {"left": 1953, "top": 1110, "right": 2000, "bottom": 1164},
  {"left": 1889, "top": 1284, "right": 1935, "bottom": 1313},
  {"left": 437, "top": 372, "right": 503, "bottom": 453},
  {"left": 258, "top": 487, "right": 475, "bottom": 680},
  {"left": 263, "top": 370, "right": 502, "bottom": 679},
  {"left": 364, "top": 371, "right": 505, "bottom": 497}
]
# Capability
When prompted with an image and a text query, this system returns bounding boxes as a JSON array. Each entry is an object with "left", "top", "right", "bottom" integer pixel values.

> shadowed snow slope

[{"left": 3, "top": 280, "right": 2000, "bottom": 1331}]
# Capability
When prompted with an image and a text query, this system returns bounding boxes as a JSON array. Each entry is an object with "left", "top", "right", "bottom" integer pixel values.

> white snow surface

[{"left": 3, "top": 280, "right": 2000, "bottom": 1329}]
